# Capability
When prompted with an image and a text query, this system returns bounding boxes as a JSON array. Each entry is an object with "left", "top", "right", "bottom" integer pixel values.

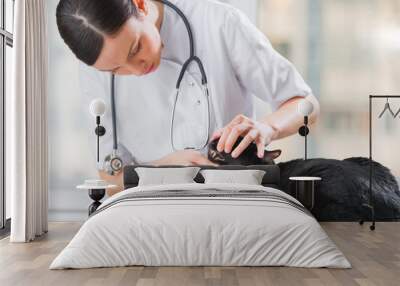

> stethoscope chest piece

[{"left": 104, "top": 151, "right": 124, "bottom": 175}]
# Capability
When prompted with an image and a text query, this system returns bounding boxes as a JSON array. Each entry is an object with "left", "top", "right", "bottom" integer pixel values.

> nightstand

[
  {"left": 289, "top": 176, "right": 322, "bottom": 210},
  {"left": 77, "top": 180, "right": 119, "bottom": 216}
]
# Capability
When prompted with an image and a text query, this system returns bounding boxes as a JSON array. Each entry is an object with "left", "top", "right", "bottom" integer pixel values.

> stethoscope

[{"left": 104, "top": 0, "right": 211, "bottom": 175}]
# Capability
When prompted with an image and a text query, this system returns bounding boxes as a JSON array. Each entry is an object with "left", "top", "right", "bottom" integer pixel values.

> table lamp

[
  {"left": 89, "top": 99, "right": 106, "bottom": 163},
  {"left": 297, "top": 99, "right": 314, "bottom": 160}
]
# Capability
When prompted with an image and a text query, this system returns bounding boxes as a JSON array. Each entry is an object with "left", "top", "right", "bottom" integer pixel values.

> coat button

[{"left": 196, "top": 100, "right": 201, "bottom": 105}]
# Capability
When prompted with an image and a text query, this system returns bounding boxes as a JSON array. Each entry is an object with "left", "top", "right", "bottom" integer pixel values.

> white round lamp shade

[
  {"left": 297, "top": 99, "right": 314, "bottom": 116},
  {"left": 90, "top": 99, "right": 106, "bottom": 117}
]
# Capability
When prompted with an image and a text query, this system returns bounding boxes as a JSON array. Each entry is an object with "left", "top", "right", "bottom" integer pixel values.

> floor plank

[{"left": 0, "top": 222, "right": 399, "bottom": 286}]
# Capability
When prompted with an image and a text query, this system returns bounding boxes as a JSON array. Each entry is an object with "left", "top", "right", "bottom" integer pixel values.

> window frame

[{"left": 0, "top": 0, "right": 13, "bottom": 234}]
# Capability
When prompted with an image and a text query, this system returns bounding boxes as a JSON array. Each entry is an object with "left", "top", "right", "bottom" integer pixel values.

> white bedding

[{"left": 50, "top": 183, "right": 351, "bottom": 269}]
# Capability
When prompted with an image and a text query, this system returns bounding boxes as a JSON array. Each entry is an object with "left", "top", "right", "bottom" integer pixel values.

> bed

[{"left": 49, "top": 165, "right": 350, "bottom": 269}]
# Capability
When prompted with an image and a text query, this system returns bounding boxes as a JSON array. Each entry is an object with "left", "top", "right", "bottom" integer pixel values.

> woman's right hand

[{"left": 151, "top": 150, "right": 218, "bottom": 166}]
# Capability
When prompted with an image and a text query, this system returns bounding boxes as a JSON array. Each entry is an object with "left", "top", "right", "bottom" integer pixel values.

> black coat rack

[{"left": 360, "top": 95, "right": 400, "bottom": 231}]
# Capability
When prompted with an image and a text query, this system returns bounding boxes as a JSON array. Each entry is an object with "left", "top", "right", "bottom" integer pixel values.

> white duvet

[{"left": 50, "top": 183, "right": 351, "bottom": 269}]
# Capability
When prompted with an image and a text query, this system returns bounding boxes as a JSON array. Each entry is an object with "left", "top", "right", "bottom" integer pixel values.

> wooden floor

[{"left": 0, "top": 222, "right": 399, "bottom": 286}]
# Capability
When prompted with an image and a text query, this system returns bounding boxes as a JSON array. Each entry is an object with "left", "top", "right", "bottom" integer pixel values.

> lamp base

[{"left": 88, "top": 188, "right": 106, "bottom": 216}]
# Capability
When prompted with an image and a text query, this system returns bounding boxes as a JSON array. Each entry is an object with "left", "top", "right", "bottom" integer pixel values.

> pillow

[
  {"left": 135, "top": 167, "right": 201, "bottom": 186},
  {"left": 200, "top": 169, "right": 266, "bottom": 185}
]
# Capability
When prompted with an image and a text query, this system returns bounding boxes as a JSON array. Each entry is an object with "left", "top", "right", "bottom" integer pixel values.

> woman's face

[{"left": 93, "top": 14, "right": 163, "bottom": 76}]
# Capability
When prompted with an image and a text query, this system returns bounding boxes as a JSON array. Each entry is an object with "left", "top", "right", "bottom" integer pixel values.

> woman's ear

[{"left": 132, "top": 0, "right": 149, "bottom": 16}]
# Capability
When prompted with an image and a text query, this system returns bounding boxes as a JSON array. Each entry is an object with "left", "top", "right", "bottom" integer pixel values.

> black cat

[
  {"left": 207, "top": 137, "right": 282, "bottom": 165},
  {"left": 207, "top": 137, "right": 400, "bottom": 221},
  {"left": 278, "top": 157, "right": 400, "bottom": 221}
]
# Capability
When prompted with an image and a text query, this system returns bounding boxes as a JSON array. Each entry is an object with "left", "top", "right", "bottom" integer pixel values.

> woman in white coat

[{"left": 56, "top": 0, "right": 320, "bottom": 195}]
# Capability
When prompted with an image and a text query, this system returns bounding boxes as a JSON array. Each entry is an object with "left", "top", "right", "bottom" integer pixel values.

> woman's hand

[
  {"left": 152, "top": 150, "right": 218, "bottom": 166},
  {"left": 210, "top": 114, "right": 278, "bottom": 159}
]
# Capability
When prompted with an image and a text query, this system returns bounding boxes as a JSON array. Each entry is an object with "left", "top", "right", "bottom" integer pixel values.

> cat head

[{"left": 207, "top": 137, "right": 282, "bottom": 166}]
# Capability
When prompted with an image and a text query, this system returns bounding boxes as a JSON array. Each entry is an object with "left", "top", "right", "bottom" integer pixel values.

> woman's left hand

[{"left": 210, "top": 114, "right": 278, "bottom": 159}]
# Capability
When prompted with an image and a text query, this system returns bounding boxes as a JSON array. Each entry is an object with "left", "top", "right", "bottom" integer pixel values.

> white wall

[{"left": 47, "top": 0, "right": 97, "bottom": 221}]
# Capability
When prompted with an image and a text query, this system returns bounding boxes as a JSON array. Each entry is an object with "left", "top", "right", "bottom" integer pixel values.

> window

[{"left": 0, "top": 0, "right": 14, "bottom": 234}]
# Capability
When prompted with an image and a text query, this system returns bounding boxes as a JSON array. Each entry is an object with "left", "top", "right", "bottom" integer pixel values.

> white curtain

[{"left": 8, "top": 0, "right": 48, "bottom": 242}]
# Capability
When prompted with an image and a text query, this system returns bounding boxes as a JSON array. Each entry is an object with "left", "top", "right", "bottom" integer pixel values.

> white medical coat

[{"left": 79, "top": 0, "right": 312, "bottom": 167}]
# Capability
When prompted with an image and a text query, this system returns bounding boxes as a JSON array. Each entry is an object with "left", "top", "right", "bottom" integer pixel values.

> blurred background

[
  {"left": 257, "top": 0, "right": 400, "bottom": 174},
  {"left": 41, "top": 0, "right": 400, "bottom": 220}
]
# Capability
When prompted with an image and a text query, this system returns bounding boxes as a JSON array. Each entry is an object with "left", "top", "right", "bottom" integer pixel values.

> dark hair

[{"left": 56, "top": 0, "right": 138, "bottom": 65}]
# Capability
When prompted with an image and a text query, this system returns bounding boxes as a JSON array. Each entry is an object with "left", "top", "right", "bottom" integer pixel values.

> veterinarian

[{"left": 56, "top": 0, "right": 320, "bottom": 195}]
